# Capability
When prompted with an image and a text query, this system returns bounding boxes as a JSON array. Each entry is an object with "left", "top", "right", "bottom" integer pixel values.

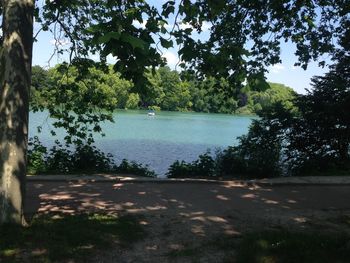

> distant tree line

[{"left": 31, "top": 64, "right": 296, "bottom": 115}]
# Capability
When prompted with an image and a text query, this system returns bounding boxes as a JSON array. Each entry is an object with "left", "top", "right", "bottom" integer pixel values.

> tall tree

[
  {"left": 286, "top": 54, "right": 350, "bottom": 172},
  {"left": 0, "top": 0, "right": 167, "bottom": 225},
  {"left": 0, "top": 0, "right": 34, "bottom": 224}
]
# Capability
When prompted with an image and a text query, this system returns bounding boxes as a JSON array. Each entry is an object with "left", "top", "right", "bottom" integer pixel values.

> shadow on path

[{"left": 25, "top": 181, "right": 350, "bottom": 261}]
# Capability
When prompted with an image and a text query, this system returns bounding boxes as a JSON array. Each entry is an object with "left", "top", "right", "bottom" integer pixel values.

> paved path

[
  {"left": 27, "top": 174, "right": 350, "bottom": 185},
  {"left": 25, "top": 180, "right": 350, "bottom": 262},
  {"left": 26, "top": 180, "right": 350, "bottom": 225}
]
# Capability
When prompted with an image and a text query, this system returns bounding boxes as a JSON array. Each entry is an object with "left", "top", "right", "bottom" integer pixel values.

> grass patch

[
  {"left": 235, "top": 230, "right": 350, "bottom": 263},
  {"left": 167, "top": 247, "right": 200, "bottom": 258},
  {"left": 0, "top": 213, "right": 145, "bottom": 262},
  {"left": 165, "top": 230, "right": 350, "bottom": 263},
  {"left": 166, "top": 235, "right": 240, "bottom": 260},
  {"left": 208, "top": 235, "right": 241, "bottom": 250}
]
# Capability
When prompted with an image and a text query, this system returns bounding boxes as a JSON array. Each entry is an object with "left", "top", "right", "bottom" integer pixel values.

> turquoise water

[{"left": 29, "top": 110, "right": 254, "bottom": 176}]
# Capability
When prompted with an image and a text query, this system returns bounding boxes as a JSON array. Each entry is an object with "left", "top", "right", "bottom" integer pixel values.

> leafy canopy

[
  {"left": 29, "top": 0, "right": 349, "bottom": 90},
  {"left": 31, "top": 62, "right": 133, "bottom": 145}
]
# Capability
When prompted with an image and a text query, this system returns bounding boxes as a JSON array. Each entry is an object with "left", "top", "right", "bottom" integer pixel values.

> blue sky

[
  {"left": 265, "top": 41, "right": 329, "bottom": 94},
  {"left": 32, "top": 2, "right": 329, "bottom": 95}
]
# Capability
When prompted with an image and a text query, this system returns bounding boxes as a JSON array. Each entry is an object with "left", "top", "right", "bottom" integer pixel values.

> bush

[
  {"left": 167, "top": 125, "right": 282, "bottom": 179},
  {"left": 223, "top": 120, "right": 282, "bottom": 178},
  {"left": 212, "top": 102, "right": 297, "bottom": 179},
  {"left": 148, "top": 105, "right": 161, "bottom": 111},
  {"left": 167, "top": 151, "right": 216, "bottom": 178},
  {"left": 71, "top": 144, "right": 114, "bottom": 172},
  {"left": 46, "top": 144, "right": 74, "bottom": 173},
  {"left": 27, "top": 138, "right": 156, "bottom": 177},
  {"left": 167, "top": 160, "right": 194, "bottom": 178},
  {"left": 27, "top": 136, "right": 49, "bottom": 174},
  {"left": 115, "top": 159, "right": 156, "bottom": 178},
  {"left": 215, "top": 146, "right": 246, "bottom": 177}
]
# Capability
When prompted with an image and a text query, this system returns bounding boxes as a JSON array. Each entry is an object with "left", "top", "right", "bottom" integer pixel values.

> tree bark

[{"left": 0, "top": 0, "right": 34, "bottom": 225}]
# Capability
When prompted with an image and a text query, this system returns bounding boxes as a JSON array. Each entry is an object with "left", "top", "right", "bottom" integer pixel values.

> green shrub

[
  {"left": 215, "top": 146, "right": 247, "bottom": 177},
  {"left": 27, "top": 136, "right": 49, "bottom": 174},
  {"left": 167, "top": 160, "right": 193, "bottom": 178},
  {"left": 27, "top": 138, "right": 156, "bottom": 177},
  {"left": 194, "top": 152, "right": 216, "bottom": 176},
  {"left": 167, "top": 151, "right": 216, "bottom": 178},
  {"left": 46, "top": 143, "right": 74, "bottom": 173},
  {"left": 221, "top": 120, "right": 282, "bottom": 178},
  {"left": 167, "top": 127, "right": 282, "bottom": 179},
  {"left": 115, "top": 159, "right": 156, "bottom": 177},
  {"left": 148, "top": 105, "right": 161, "bottom": 111},
  {"left": 72, "top": 144, "right": 114, "bottom": 172}
]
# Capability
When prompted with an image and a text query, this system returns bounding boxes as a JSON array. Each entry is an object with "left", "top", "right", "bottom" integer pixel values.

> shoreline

[{"left": 26, "top": 174, "right": 350, "bottom": 186}]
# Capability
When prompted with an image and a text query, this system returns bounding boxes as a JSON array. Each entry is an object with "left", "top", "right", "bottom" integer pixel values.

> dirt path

[{"left": 25, "top": 180, "right": 350, "bottom": 262}]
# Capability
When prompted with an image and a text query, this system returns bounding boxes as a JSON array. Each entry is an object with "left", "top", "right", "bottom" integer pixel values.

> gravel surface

[{"left": 25, "top": 178, "right": 350, "bottom": 262}]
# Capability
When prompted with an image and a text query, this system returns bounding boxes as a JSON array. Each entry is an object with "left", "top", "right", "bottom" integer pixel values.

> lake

[{"left": 29, "top": 110, "right": 254, "bottom": 176}]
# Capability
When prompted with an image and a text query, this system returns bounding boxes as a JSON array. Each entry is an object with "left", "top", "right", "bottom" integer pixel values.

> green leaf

[
  {"left": 160, "top": 26, "right": 167, "bottom": 34},
  {"left": 125, "top": 8, "right": 138, "bottom": 16},
  {"left": 248, "top": 73, "right": 270, "bottom": 92},
  {"left": 85, "top": 25, "right": 100, "bottom": 33},
  {"left": 160, "top": 38, "right": 173, "bottom": 48},
  {"left": 121, "top": 34, "right": 147, "bottom": 49},
  {"left": 97, "top": 32, "right": 121, "bottom": 44},
  {"left": 184, "top": 28, "right": 192, "bottom": 35},
  {"left": 162, "top": 5, "right": 175, "bottom": 17}
]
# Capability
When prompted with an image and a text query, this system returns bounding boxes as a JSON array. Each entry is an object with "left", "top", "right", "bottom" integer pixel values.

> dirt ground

[{"left": 25, "top": 180, "right": 350, "bottom": 262}]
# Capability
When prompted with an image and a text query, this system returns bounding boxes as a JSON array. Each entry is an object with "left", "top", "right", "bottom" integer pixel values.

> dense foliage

[
  {"left": 166, "top": 144, "right": 282, "bottom": 179},
  {"left": 166, "top": 0, "right": 348, "bottom": 91},
  {"left": 168, "top": 54, "right": 350, "bottom": 179},
  {"left": 31, "top": 65, "right": 296, "bottom": 115},
  {"left": 27, "top": 136, "right": 156, "bottom": 177},
  {"left": 31, "top": 63, "right": 136, "bottom": 145},
  {"left": 283, "top": 55, "right": 350, "bottom": 174},
  {"left": 27, "top": 0, "right": 347, "bottom": 92},
  {"left": 167, "top": 151, "right": 217, "bottom": 178}
]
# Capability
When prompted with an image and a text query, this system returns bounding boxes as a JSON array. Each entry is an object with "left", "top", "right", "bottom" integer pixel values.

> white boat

[{"left": 147, "top": 111, "right": 155, "bottom": 116}]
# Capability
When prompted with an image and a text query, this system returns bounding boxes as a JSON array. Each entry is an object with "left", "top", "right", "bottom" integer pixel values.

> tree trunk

[{"left": 0, "top": 0, "right": 34, "bottom": 225}]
